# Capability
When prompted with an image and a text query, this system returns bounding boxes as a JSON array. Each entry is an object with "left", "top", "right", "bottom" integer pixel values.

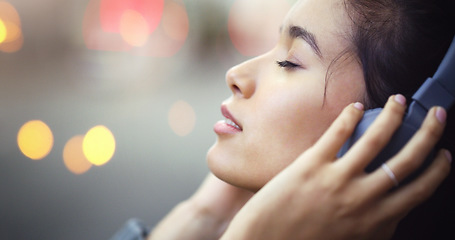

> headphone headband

[{"left": 413, "top": 36, "right": 455, "bottom": 111}]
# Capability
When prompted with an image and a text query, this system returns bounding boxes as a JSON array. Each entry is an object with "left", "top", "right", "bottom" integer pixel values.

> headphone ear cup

[
  {"left": 337, "top": 108, "right": 382, "bottom": 160},
  {"left": 337, "top": 107, "right": 431, "bottom": 184}
]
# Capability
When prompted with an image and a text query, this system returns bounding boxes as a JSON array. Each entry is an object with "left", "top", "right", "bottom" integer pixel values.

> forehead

[{"left": 283, "top": 0, "right": 351, "bottom": 62}]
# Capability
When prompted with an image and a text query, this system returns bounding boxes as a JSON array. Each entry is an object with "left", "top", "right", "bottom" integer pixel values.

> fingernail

[
  {"left": 353, "top": 102, "right": 364, "bottom": 110},
  {"left": 435, "top": 107, "right": 447, "bottom": 124},
  {"left": 394, "top": 94, "right": 406, "bottom": 106},
  {"left": 445, "top": 150, "right": 452, "bottom": 164}
]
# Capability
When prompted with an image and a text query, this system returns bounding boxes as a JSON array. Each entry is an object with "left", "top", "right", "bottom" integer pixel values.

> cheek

[
  {"left": 245, "top": 85, "right": 335, "bottom": 176},
  {"left": 325, "top": 58, "right": 366, "bottom": 107}
]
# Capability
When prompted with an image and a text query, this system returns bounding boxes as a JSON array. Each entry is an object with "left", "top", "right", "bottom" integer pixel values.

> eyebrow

[{"left": 287, "top": 25, "right": 322, "bottom": 58}]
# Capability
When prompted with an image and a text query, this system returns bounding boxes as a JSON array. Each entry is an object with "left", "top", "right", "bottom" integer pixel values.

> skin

[
  {"left": 149, "top": 0, "right": 452, "bottom": 239},
  {"left": 222, "top": 99, "right": 451, "bottom": 240},
  {"left": 207, "top": 0, "right": 366, "bottom": 191}
]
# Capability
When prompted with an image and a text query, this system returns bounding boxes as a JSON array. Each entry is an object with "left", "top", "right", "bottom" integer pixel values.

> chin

[{"left": 206, "top": 142, "right": 263, "bottom": 192}]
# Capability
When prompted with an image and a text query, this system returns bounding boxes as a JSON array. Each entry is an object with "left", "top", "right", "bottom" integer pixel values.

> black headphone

[{"left": 337, "top": 36, "right": 455, "bottom": 183}]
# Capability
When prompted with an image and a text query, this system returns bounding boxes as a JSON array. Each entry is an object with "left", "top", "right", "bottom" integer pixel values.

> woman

[{"left": 114, "top": 0, "right": 455, "bottom": 239}]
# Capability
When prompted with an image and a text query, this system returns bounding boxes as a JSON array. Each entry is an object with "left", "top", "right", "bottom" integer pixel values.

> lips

[
  {"left": 213, "top": 105, "right": 243, "bottom": 134},
  {"left": 221, "top": 105, "right": 242, "bottom": 130},
  {"left": 225, "top": 118, "right": 241, "bottom": 130}
]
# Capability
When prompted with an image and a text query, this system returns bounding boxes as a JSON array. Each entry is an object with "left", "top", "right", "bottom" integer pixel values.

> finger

[
  {"left": 386, "top": 106, "right": 447, "bottom": 184},
  {"left": 375, "top": 149, "right": 451, "bottom": 220},
  {"left": 311, "top": 102, "right": 364, "bottom": 161},
  {"left": 365, "top": 107, "right": 447, "bottom": 194},
  {"left": 340, "top": 95, "right": 407, "bottom": 172}
]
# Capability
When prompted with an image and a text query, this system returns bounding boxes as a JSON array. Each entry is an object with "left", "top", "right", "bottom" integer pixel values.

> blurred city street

[{"left": 0, "top": 0, "right": 293, "bottom": 239}]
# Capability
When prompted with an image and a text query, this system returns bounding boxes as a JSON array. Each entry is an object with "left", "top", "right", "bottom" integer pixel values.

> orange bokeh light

[
  {"left": 63, "top": 135, "right": 92, "bottom": 175},
  {"left": 0, "top": 1, "right": 23, "bottom": 53},
  {"left": 137, "top": 0, "right": 189, "bottom": 57},
  {"left": 83, "top": 0, "right": 131, "bottom": 52},
  {"left": 119, "top": 9, "right": 150, "bottom": 47}
]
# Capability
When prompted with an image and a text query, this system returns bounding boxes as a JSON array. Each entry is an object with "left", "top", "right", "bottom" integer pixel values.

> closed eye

[{"left": 276, "top": 60, "right": 300, "bottom": 69}]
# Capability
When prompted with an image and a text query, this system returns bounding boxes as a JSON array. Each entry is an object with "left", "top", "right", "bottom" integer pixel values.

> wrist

[
  {"left": 148, "top": 200, "right": 228, "bottom": 240},
  {"left": 185, "top": 198, "right": 231, "bottom": 236}
]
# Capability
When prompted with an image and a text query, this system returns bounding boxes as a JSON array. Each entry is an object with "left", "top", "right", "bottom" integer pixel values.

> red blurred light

[
  {"left": 83, "top": 0, "right": 131, "bottom": 51},
  {"left": 100, "top": 0, "right": 164, "bottom": 34},
  {"left": 83, "top": 0, "right": 188, "bottom": 56}
]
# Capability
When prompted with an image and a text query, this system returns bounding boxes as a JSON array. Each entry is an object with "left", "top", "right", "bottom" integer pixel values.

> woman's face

[{"left": 207, "top": 0, "right": 366, "bottom": 192}]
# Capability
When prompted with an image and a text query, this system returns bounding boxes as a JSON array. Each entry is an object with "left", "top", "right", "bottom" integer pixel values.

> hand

[{"left": 221, "top": 95, "right": 452, "bottom": 240}]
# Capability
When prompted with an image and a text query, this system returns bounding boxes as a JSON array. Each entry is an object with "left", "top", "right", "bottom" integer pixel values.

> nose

[{"left": 225, "top": 58, "right": 257, "bottom": 99}]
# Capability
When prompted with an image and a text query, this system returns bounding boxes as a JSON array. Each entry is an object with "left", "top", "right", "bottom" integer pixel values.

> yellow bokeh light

[
  {"left": 63, "top": 135, "right": 92, "bottom": 175},
  {"left": 120, "top": 9, "right": 149, "bottom": 47},
  {"left": 0, "top": 19, "right": 6, "bottom": 44},
  {"left": 2, "top": 20, "right": 20, "bottom": 43},
  {"left": 17, "top": 120, "right": 54, "bottom": 160},
  {"left": 168, "top": 100, "right": 196, "bottom": 137},
  {"left": 82, "top": 125, "right": 116, "bottom": 166}
]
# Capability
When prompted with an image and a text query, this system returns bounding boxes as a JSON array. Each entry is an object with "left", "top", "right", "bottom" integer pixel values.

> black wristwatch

[{"left": 109, "top": 218, "right": 150, "bottom": 240}]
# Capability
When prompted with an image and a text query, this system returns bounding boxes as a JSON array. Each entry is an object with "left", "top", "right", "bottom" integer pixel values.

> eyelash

[{"left": 276, "top": 60, "right": 300, "bottom": 69}]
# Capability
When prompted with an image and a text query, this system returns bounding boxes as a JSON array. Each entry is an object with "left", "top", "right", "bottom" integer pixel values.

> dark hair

[
  {"left": 343, "top": 0, "right": 455, "bottom": 239},
  {"left": 344, "top": 0, "right": 455, "bottom": 152}
]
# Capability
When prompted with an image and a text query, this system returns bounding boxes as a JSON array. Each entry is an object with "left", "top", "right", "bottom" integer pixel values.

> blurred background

[{"left": 0, "top": 0, "right": 295, "bottom": 239}]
